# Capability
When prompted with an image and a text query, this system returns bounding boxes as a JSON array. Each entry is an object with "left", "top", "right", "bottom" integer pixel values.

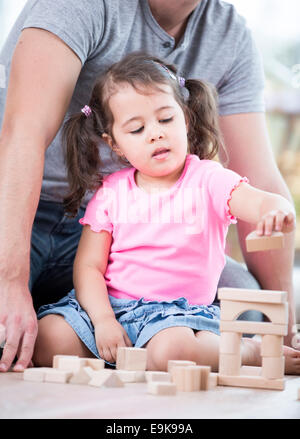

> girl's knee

[
  {"left": 33, "top": 314, "right": 77, "bottom": 366},
  {"left": 146, "top": 328, "right": 198, "bottom": 371}
]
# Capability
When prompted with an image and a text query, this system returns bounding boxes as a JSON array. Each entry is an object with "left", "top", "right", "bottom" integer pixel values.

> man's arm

[
  {"left": 0, "top": 28, "right": 82, "bottom": 372},
  {"left": 219, "top": 112, "right": 297, "bottom": 346}
]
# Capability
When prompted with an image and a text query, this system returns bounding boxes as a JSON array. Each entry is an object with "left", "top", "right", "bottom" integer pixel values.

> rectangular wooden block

[
  {"left": 246, "top": 231, "right": 284, "bottom": 252},
  {"left": 116, "top": 347, "right": 147, "bottom": 371},
  {"left": 83, "top": 358, "right": 105, "bottom": 370},
  {"left": 44, "top": 369, "right": 73, "bottom": 383},
  {"left": 23, "top": 367, "right": 53, "bottom": 382},
  {"left": 167, "top": 360, "right": 196, "bottom": 374},
  {"left": 145, "top": 371, "right": 171, "bottom": 382},
  {"left": 52, "top": 355, "right": 79, "bottom": 369},
  {"left": 55, "top": 356, "right": 87, "bottom": 372},
  {"left": 220, "top": 320, "right": 288, "bottom": 336},
  {"left": 147, "top": 381, "right": 177, "bottom": 396},
  {"left": 207, "top": 372, "right": 218, "bottom": 389},
  {"left": 218, "top": 374, "right": 285, "bottom": 390},
  {"left": 240, "top": 366, "right": 262, "bottom": 376},
  {"left": 218, "top": 288, "right": 287, "bottom": 304},
  {"left": 116, "top": 370, "right": 146, "bottom": 383},
  {"left": 298, "top": 387, "right": 300, "bottom": 400}
]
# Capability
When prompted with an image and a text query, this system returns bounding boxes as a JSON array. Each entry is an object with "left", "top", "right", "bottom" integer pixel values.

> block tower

[{"left": 218, "top": 287, "right": 288, "bottom": 390}]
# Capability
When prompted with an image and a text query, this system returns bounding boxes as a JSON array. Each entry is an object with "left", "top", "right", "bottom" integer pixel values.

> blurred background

[{"left": 0, "top": 1, "right": 300, "bottom": 315}]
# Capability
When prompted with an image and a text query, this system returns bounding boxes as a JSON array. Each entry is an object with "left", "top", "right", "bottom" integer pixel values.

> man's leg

[{"left": 30, "top": 199, "right": 84, "bottom": 311}]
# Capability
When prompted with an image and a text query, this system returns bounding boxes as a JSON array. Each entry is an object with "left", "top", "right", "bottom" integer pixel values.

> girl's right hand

[{"left": 94, "top": 316, "right": 132, "bottom": 363}]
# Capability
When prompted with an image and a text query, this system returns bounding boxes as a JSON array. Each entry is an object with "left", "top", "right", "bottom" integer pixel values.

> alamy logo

[
  {"left": 95, "top": 179, "right": 204, "bottom": 234},
  {"left": 0, "top": 64, "right": 6, "bottom": 88}
]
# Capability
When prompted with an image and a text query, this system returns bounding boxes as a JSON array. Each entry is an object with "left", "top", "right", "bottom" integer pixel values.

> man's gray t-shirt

[{"left": 0, "top": 0, "right": 265, "bottom": 207}]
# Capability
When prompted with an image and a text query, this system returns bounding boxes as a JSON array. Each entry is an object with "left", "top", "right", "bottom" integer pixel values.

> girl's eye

[
  {"left": 130, "top": 126, "right": 144, "bottom": 134},
  {"left": 160, "top": 117, "right": 173, "bottom": 123}
]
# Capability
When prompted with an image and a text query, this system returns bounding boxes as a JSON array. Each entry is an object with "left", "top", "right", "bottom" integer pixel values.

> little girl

[{"left": 33, "top": 53, "right": 299, "bottom": 374}]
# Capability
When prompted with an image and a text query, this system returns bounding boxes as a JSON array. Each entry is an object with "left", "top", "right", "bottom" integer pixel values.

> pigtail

[
  {"left": 62, "top": 104, "right": 105, "bottom": 217},
  {"left": 184, "top": 79, "right": 223, "bottom": 160}
]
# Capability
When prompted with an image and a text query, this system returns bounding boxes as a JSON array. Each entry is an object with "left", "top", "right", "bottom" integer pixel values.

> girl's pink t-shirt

[{"left": 79, "top": 154, "right": 247, "bottom": 305}]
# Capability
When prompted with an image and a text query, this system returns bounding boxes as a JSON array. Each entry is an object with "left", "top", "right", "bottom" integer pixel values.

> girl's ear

[{"left": 102, "top": 133, "right": 124, "bottom": 157}]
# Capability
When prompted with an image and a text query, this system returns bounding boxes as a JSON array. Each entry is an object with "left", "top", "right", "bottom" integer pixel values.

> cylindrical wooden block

[
  {"left": 219, "top": 353, "right": 241, "bottom": 376},
  {"left": 261, "top": 335, "right": 283, "bottom": 357},
  {"left": 171, "top": 366, "right": 201, "bottom": 391},
  {"left": 261, "top": 356, "right": 285, "bottom": 379},
  {"left": 220, "top": 332, "right": 241, "bottom": 354}
]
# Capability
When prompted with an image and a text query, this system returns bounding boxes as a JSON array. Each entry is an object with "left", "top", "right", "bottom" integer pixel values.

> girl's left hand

[{"left": 256, "top": 210, "right": 296, "bottom": 236}]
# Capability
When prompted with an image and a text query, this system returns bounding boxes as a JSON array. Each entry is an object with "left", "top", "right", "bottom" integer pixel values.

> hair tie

[
  {"left": 178, "top": 76, "right": 185, "bottom": 88},
  {"left": 81, "top": 105, "right": 92, "bottom": 117}
]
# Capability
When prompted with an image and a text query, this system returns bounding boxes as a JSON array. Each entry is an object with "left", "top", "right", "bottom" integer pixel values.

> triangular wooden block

[
  {"left": 68, "top": 367, "right": 94, "bottom": 385},
  {"left": 88, "top": 370, "right": 124, "bottom": 388}
]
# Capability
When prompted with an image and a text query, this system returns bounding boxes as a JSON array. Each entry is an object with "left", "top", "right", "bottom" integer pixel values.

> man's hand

[
  {"left": 0, "top": 280, "right": 38, "bottom": 372},
  {"left": 94, "top": 316, "right": 132, "bottom": 363}
]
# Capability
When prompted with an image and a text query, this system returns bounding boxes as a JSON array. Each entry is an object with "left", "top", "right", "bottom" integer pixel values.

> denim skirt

[{"left": 37, "top": 289, "right": 220, "bottom": 366}]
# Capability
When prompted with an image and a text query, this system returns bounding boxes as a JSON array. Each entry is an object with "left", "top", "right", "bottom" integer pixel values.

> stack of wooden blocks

[{"left": 218, "top": 287, "right": 288, "bottom": 390}]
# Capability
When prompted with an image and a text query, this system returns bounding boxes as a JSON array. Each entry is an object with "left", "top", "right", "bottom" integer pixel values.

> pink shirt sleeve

[
  {"left": 205, "top": 162, "right": 249, "bottom": 226},
  {"left": 79, "top": 184, "right": 113, "bottom": 234}
]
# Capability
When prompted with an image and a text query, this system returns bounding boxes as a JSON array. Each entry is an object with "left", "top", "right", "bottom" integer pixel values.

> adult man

[{"left": 0, "top": 0, "right": 296, "bottom": 372}]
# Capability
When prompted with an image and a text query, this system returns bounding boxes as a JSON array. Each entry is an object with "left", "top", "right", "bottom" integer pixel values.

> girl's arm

[
  {"left": 73, "top": 226, "right": 132, "bottom": 362},
  {"left": 228, "top": 182, "right": 296, "bottom": 235}
]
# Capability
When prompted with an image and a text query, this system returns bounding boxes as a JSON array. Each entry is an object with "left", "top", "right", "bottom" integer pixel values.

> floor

[{"left": 0, "top": 371, "right": 299, "bottom": 419}]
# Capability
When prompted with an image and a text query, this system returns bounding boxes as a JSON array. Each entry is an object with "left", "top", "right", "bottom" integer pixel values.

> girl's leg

[
  {"left": 144, "top": 327, "right": 221, "bottom": 372},
  {"left": 32, "top": 314, "right": 94, "bottom": 367}
]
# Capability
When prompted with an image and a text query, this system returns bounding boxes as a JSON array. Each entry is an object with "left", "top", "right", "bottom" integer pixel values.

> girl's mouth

[{"left": 152, "top": 148, "right": 170, "bottom": 160}]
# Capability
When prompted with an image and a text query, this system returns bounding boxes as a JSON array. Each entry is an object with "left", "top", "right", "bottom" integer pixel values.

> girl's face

[{"left": 105, "top": 82, "right": 189, "bottom": 186}]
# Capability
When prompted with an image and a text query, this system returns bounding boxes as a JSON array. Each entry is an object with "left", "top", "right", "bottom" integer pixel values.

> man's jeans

[{"left": 30, "top": 199, "right": 262, "bottom": 324}]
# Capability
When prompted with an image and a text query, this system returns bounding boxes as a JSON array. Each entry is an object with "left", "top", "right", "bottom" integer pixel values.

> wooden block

[
  {"left": 52, "top": 355, "right": 79, "bottom": 369},
  {"left": 218, "top": 374, "right": 285, "bottom": 390},
  {"left": 55, "top": 356, "right": 87, "bottom": 372},
  {"left": 218, "top": 288, "right": 287, "bottom": 304},
  {"left": 219, "top": 353, "right": 241, "bottom": 376},
  {"left": 167, "top": 360, "right": 196, "bottom": 374},
  {"left": 298, "top": 387, "right": 300, "bottom": 400},
  {"left": 198, "top": 366, "right": 212, "bottom": 390},
  {"left": 171, "top": 366, "right": 201, "bottom": 392},
  {"left": 44, "top": 369, "right": 73, "bottom": 383},
  {"left": 145, "top": 371, "right": 171, "bottom": 382},
  {"left": 88, "top": 370, "right": 124, "bottom": 388},
  {"left": 261, "top": 356, "right": 285, "bottom": 380},
  {"left": 240, "top": 366, "right": 262, "bottom": 376},
  {"left": 147, "top": 381, "right": 177, "bottom": 396},
  {"left": 23, "top": 367, "right": 53, "bottom": 382},
  {"left": 261, "top": 335, "right": 283, "bottom": 357},
  {"left": 116, "top": 347, "right": 147, "bottom": 371},
  {"left": 246, "top": 231, "right": 284, "bottom": 252},
  {"left": 207, "top": 372, "right": 218, "bottom": 389},
  {"left": 0, "top": 323, "right": 6, "bottom": 347},
  {"left": 220, "top": 300, "right": 288, "bottom": 325},
  {"left": 84, "top": 358, "right": 105, "bottom": 370},
  {"left": 68, "top": 367, "right": 94, "bottom": 385},
  {"left": 116, "top": 370, "right": 146, "bottom": 383},
  {"left": 220, "top": 320, "right": 288, "bottom": 336},
  {"left": 220, "top": 332, "right": 241, "bottom": 354}
]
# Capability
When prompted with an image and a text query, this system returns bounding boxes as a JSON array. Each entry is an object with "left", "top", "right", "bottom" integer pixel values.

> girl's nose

[{"left": 148, "top": 129, "right": 164, "bottom": 143}]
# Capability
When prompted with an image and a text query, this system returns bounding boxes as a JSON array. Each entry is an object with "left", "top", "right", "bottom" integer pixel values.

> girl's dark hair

[{"left": 63, "top": 52, "right": 223, "bottom": 217}]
